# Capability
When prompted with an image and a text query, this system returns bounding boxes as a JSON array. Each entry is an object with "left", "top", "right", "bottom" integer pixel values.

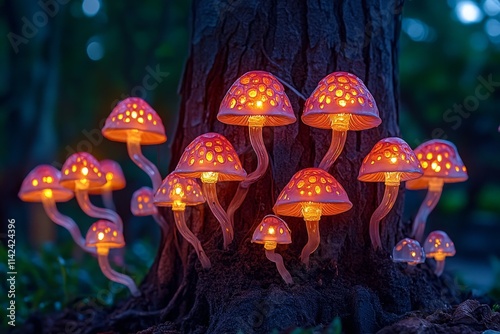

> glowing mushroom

[
  {"left": 85, "top": 220, "right": 140, "bottom": 296},
  {"left": 218, "top": 71, "right": 296, "bottom": 226},
  {"left": 252, "top": 215, "right": 293, "bottom": 284},
  {"left": 273, "top": 168, "right": 352, "bottom": 266},
  {"left": 131, "top": 186, "right": 168, "bottom": 233},
  {"left": 423, "top": 230, "right": 456, "bottom": 276},
  {"left": 302, "top": 72, "right": 381, "bottom": 171},
  {"left": 406, "top": 140, "right": 468, "bottom": 242},
  {"left": 154, "top": 173, "right": 210, "bottom": 269},
  {"left": 102, "top": 97, "right": 166, "bottom": 190},
  {"left": 88, "top": 159, "right": 126, "bottom": 211},
  {"left": 18, "top": 165, "right": 95, "bottom": 254},
  {"left": 175, "top": 133, "right": 247, "bottom": 249},
  {"left": 358, "top": 138, "right": 423, "bottom": 250},
  {"left": 392, "top": 238, "right": 425, "bottom": 266},
  {"left": 60, "top": 152, "right": 123, "bottom": 232}
]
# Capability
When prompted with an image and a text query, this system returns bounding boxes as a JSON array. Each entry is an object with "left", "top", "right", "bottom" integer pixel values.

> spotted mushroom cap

[
  {"left": 60, "top": 152, "right": 106, "bottom": 190},
  {"left": 252, "top": 215, "right": 292, "bottom": 245},
  {"left": 358, "top": 137, "right": 423, "bottom": 183},
  {"left": 19, "top": 165, "right": 74, "bottom": 202},
  {"left": 392, "top": 238, "right": 425, "bottom": 265},
  {"left": 88, "top": 160, "right": 126, "bottom": 194},
  {"left": 85, "top": 220, "right": 125, "bottom": 249},
  {"left": 154, "top": 173, "right": 205, "bottom": 207},
  {"left": 406, "top": 140, "right": 468, "bottom": 190},
  {"left": 302, "top": 72, "right": 381, "bottom": 130},
  {"left": 423, "top": 230, "right": 456, "bottom": 261},
  {"left": 131, "top": 187, "right": 158, "bottom": 216},
  {"left": 175, "top": 132, "right": 247, "bottom": 181},
  {"left": 218, "top": 71, "right": 296, "bottom": 127},
  {"left": 102, "top": 97, "right": 166, "bottom": 145},
  {"left": 273, "top": 168, "right": 352, "bottom": 218}
]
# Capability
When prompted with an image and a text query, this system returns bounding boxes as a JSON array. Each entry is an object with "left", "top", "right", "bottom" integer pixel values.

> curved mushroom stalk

[
  {"left": 369, "top": 184, "right": 399, "bottom": 250},
  {"left": 101, "top": 188, "right": 116, "bottom": 211},
  {"left": 265, "top": 249, "right": 293, "bottom": 284},
  {"left": 97, "top": 252, "right": 140, "bottom": 296},
  {"left": 299, "top": 220, "right": 320, "bottom": 267},
  {"left": 75, "top": 190, "right": 123, "bottom": 232},
  {"left": 318, "top": 130, "right": 347, "bottom": 171},
  {"left": 434, "top": 259, "right": 446, "bottom": 276},
  {"left": 202, "top": 182, "right": 233, "bottom": 249},
  {"left": 127, "top": 135, "right": 162, "bottom": 191},
  {"left": 412, "top": 188, "right": 443, "bottom": 242},
  {"left": 173, "top": 210, "right": 211, "bottom": 269}
]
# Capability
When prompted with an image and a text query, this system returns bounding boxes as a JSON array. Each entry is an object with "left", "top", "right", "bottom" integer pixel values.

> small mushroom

[
  {"left": 392, "top": 238, "right": 425, "bottom": 266},
  {"left": 358, "top": 138, "right": 423, "bottom": 250},
  {"left": 154, "top": 173, "right": 210, "bottom": 269},
  {"left": 406, "top": 140, "right": 468, "bottom": 242},
  {"left": 88, "top": 159, "right": 126, "bottom": 211},
  {"left": 175, "top": 132, "right": 247, "bottom": 249},
  {"left": 273, "top": 168, "right": 352, "bottom": 266},
  {"left": 131, "top": 186, "right": 168, "bottom": 233},
  {"left": 252, "top": 215, "right": 293, "bottom": 284},
  {"left": 18, "top": 165, "right": 95, "bottom": 254},
  {"left": 85, "top": 220, "right": 140, "bottom": 296},
  {"left": 102, "top": 97, "right": 166, "bottom": 190},
  {"left": 302, "top": 72, "right": 381, "bottom": 171},
  {"left": 423, "top": 230, "right": 456, "bottom": 276}
]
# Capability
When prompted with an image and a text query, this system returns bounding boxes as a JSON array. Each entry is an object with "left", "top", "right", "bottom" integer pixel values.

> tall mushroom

[
  {"left": 85, "top": 220, "right": 140, "bottom": 296},
  {"left": 174, "top": 132, "right": 247, "bottom": 249},
  {"left": 88, "top": 159, "right": 126, "bottom": 211},
  {"left": 102, "top": 97, "right": 166, "bottom": 191},
  {"left": 302, "top": 72, "right": 381, "bottom": 171},
  {"left": 406, "top": 140, "right": 468, "bottom": 242},
  {"left": 131, "top": 186, "right": 168, "bottom": 233},
  {"left": 392, "top": 238, "right": 425, "bottom": 266},
  {"left": 217, "top": 71, "right": 296, "bottom": 226},
  {"left": 423, "top": 230, "right": 456, "bottom": 276},
  {"left": 60, "top": 152, "right": 123, "bottom": 232},
  {"left": 154, "top": 173, "right": 210, "bottom": 269},
  {"left": 358, "top": 137, "right": 423, "bottom": 250},
  {"left": 252, "top": 215, "right": 293, "bottom": 284},
  {"left": 273, "top": 168, "right": 352, "bottom": 266},
  {"left": 18, "top": 165, "right": 95, "bottom": 254}
]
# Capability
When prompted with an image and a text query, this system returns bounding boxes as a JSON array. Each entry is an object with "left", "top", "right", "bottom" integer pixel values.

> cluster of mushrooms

[{"left": 19, "top": 71, "right": 468, "bottom": 292}]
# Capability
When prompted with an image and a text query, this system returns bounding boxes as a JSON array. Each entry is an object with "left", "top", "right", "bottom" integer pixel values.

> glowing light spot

[
  {"left": 268, "top": 227, "right": 275, "bottom": 235},
  {"left": 43, "top": 189, "right": 53, "bottom": 198},
  {"left": 98, "top": 232, "right": 104, "bottom": 240},
  {"left": 32, "top": 179, "right": 39, "bottom": 186},
  {"left": 82, "top": 167, "right": 89, "bottom": 176}
]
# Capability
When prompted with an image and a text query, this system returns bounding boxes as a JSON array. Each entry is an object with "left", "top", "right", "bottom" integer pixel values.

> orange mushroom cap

[
  {"left": 406, "top": 140, "right": 468, "bottom": 190},
  {"left": 423, "top": 230, "right": 456, "bottom": 260},
  {"left": 85, "top": 220, "right": 125, "bottom": 249},
  {"left": 175, "top": 132, "right": 247, "bottom": 182},
  {"left": 358, "top": 137, "right": 423, "bottom": 183},
  {"left": 88, "top": 160, "right": 126, "bottom": 194},
  {"left": 302, "top": 72, "right": 381, "bottom": 130},
  {"left": 273, "top": 168, "right": 352, "bottom": 218},
  {"left": 19, "top": 165, "right": 74, "bottom": 202},
  {"left": 102, "top": 97, "right": 166, "bottom": 145},
  {"left": 154, "top": 173, "right": 205, "bottom": 207},
  {"left": 392, "top": 238, "right": 425, "bottom": 264},
  {"left": 60, "top": 152, "right": 106, "bottom": 190},
  {"left": 131, "top": 187, "right": 158, "bottom": 216},
  {"left": 252, "top": 215, "right": 292, "bottom": 245},
  {"left": 218, "top": 71, "right": 296, "bottom": 127}
]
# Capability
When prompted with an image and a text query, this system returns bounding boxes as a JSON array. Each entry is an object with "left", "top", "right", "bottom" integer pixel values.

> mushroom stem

[
  {"left": 265, "top": 249, "right": 293, "bottom": 284},
  {"left": 41, "top": 196, "right": 95, "bottom": 254},
  {"left": 434, "top": 259, "right": 446, "bottom": 276},
  {"left": 411, "top": 181, "right": 444, "bottom": 242},
  {"left": 75, "top": 190, "right": 123, "bottom": 232},
  {"left": 97, "top": 252, "right": 140, "bottom": 297},
  {"left": 300, "top": 220, "right": 320, "bottom": 267},
  {"left": 369, "top": 184, "right": 399, "bottom": 249},
  {"left": 318, "top": 130, "right": 347, "bottom": 171},
  {"left": 101, "top": 189, "right": 116, "bottom": 211},
  {"left": 127, "top": 136, "right": 162, "bottom": 191},
  {"left": 202, "top": 182, "right": 233, "bottom": 249},
  {"left": 173, "top": 210, "right": 211, "bottom": 269}
]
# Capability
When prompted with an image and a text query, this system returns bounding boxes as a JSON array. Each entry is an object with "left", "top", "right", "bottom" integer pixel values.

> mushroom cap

[
  {"left": 131, "top": 187, "right": 158, "bottom": 216},
  {"left": 392, "top": 238, "right": 425, "bottom": 264},
  {"left": 252, "top": 215, "right": 292, "bottom": 245},
  {"left": 273, "top": 168, "right": 352, "bottom": 218},
  {"left": 154, "top": 173, "right": 205, "bottom": 207},
  {"left": 60, "top": 152, "right": 106, "bottom": 190},
  {"left": 217, "top": 71, "right": 296, "bottom": 127},
  {"left": 406, "top": 140, "right": 468, "bottom": 190},
  {"left": 88, "top": 160, "right": 126, "bottom": 194},
  {"left": 302, "top": 72, "right": 381, "bottom": 130},
  {"left": 102, "top": 97, "right": 166, "bottom": 145},
  {"left": 85, "top": 220, "right": 125, "bottom": 249},
  {"left": 358, "top": 137, "right": 423, "bottom": 183},
  {"left": 19, "top": 165, "right": 74, "bottom": 202},
  {"left": 175, "top": 132, "right": 247, "bottom": 182},
  {"left": 423, "top": 230, "right": 456, "bottom": 259}
]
